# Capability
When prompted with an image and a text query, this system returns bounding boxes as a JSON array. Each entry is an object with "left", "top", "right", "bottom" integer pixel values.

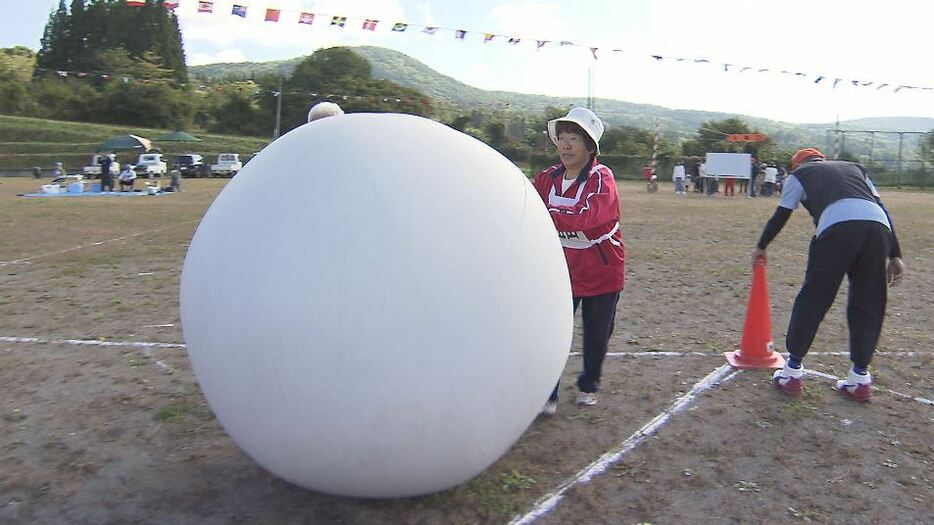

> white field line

[
  {"left": 508, "top": 364, "right": 740, "bottom": 525},
  {"left": 804, "top": 368, "right": 933, "bottom": 406},
  {"left": 592, "top": 351, "right": 926, "bottom": 358},
  {"left": 0, "top": 336, "right": 184, "bottom": 349},
  {"left": 3, "top": 336, "right": 929, "bottom": 403},
  {"left": 0, "top": 336, "right": 181, "bottom": 374},
  {"left": 0, "top": 222, "right": 194, "bottom": 267}
]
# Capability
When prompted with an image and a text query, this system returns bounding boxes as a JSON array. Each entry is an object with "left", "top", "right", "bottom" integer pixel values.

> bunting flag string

[{"left": 177, "top": 0, "right": 932, "bottom": 96}]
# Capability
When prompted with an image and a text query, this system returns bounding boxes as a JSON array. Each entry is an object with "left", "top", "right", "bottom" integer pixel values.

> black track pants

[{"left": 785, "top": 221, "right": 891, "bottom": 368}]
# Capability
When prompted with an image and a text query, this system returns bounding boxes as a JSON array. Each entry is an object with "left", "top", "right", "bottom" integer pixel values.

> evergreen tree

[{"left": 36, "top": 1, "right": 69, "bottom": 70}]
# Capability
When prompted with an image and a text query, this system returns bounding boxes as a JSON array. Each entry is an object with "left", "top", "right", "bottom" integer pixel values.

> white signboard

[{"left": 705, "top": 153, "right": 752, "bottom": 179}]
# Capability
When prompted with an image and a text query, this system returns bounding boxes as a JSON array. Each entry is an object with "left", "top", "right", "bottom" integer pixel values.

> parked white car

[
  {"left": 82, "top": 154, "right": 120, "bottom": 177},
  {"left": 210, "top": 153, "right": 242, "bottom": 177},
  {"left": 135, "top": 153, "right": 167, "bottom": 177}
]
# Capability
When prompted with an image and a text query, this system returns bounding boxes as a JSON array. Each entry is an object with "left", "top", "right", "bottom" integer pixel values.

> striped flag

[
  {"left": 362, "top": 19, "right": 378, "bottom": 31},
  {"left": 298, "top": 12, "right": 314, "bottom": 25},
  {"left": 265, "top": 9, "right": 280, "bottom": 22},
  {"left": 197, "top": 1, "right": 213, "bottom": 13}
]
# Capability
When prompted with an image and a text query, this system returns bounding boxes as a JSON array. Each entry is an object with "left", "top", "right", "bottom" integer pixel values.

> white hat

[
  {"left": 547, "top": 107, "right": 605, "bottom": 155},
  {"left": 307, "top": 102, "right": 344, "bottom": 122}
]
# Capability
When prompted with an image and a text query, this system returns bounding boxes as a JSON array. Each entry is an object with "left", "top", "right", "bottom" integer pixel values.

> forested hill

[{"left": 189, "top": 46, "right": 934, "bottom": 143}]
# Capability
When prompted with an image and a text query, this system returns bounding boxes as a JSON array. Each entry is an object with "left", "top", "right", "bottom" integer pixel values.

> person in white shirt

[
  {"left": 118, "top": 165, "right": 136, "bottom": 192},
  {"left": 671, "top": 161, "right": 686, "bottom": 195}
]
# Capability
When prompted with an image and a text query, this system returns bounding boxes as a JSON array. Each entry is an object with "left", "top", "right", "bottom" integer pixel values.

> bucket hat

[{"left": 548, "top": 107, "right": 604, "bottom": 155}]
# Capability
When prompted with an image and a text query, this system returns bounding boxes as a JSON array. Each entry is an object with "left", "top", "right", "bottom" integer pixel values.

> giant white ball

[{"left": 180, "top": 113, "right": 572, "bottom": 498}]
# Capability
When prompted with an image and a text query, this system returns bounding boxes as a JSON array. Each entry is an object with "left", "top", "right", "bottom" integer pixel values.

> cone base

[{"left": 724, "top": 350, "right": 785, "bottom": 370}]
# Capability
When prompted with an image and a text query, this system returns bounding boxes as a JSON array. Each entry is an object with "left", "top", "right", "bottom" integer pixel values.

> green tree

[{"left": 37, "top": 1, "right": 70, "bottom": 70}]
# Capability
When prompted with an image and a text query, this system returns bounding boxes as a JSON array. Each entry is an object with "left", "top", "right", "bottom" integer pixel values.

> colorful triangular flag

[
  {"left": 508, "top": 37, "right": 520, "bottom": 45},
  {"left": 536, "top": 40, "right": 548, "bottom": 49},
  {"left": 590, "top": 47, "right": 598, "bottom": 59}
]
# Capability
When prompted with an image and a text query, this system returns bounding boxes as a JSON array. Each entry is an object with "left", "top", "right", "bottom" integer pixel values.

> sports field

[{"left": 1, "top": 177, "right": 931, "bottom": 524}]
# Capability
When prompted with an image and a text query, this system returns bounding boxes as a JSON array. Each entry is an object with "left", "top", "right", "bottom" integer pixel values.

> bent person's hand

[
  {"left": 751, "top": 248, "right": 766, "bottom": 268},
  {"left": 887, "top": 257, "right": 905, "bottom": 287}
]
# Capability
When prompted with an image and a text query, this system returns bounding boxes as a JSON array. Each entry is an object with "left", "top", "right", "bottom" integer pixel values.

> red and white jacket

[{"left": 532, "top": 160, "right": 626, "bottom": 297}]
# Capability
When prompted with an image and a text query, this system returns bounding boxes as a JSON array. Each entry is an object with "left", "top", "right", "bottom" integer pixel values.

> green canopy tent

[
  {"left": 156, "top": 130, "right": 202, "bottom": 142},
  {"left": 96, "top": 134, "right": 153, "bottom": 152}
]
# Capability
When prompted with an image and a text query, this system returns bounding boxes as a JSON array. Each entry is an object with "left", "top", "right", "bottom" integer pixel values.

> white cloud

[{"left": 188, "top": 48, "right": 248, "bottom": 66}]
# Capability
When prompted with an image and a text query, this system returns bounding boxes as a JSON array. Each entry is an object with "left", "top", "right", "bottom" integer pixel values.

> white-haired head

[{"left": 307, "top": 102, "right": 345, "bottom": 123}]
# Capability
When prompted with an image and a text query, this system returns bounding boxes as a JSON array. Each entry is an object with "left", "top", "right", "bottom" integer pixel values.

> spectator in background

[
  {"left": 118, "top": 165, "right": 136, "bottom": 192},
  {"left": 672, "top": 161, "right": 687, "bottom": 195},
  {"left": 100, "top": 155, "right": 115, "bottom": 192},
  {"left": 747, "top": 156, "right": 759, "bottom": 198},
  {"left": 307, "top": 101, "right": 344, "bottom": 122},
  {"left": 762, "top": 162, "right": 778, "bottom": 196}
]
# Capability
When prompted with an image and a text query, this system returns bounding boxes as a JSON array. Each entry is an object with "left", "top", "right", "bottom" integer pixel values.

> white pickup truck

[
  {"left": 135, "top": 153, "right": 167, "bottom": 177},
  {"left": 82, "top": 154, "right": 120, "bottom": 177},
  {"left": 210, "top": 153, "right": 242, "bottom": 177}
]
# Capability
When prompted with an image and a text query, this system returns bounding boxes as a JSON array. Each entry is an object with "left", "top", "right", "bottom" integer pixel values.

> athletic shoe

[
  {"left": 772, "top": 364, "right": 804, "bottom": 397},
  {"left": 576, "top": 392, "right": 598, "bottom": 406},
  {"left": 540, "top": 399, "right": 558, "bottom": 416},
  {"left": 836, "top": 369, "right": 873, "bottom": 402}
]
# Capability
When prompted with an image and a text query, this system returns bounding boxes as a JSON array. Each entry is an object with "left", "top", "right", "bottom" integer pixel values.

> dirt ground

[{"left": 1, "top": 176, "right": 931, "bottom": 524}]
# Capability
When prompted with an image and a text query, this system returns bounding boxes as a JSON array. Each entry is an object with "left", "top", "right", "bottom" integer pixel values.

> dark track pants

[
  {"left": 549, "top": 291, "right": 620, "bottom": 400},
  {"left": 785, "top": 221, "right": 892, "bottom": 368}
]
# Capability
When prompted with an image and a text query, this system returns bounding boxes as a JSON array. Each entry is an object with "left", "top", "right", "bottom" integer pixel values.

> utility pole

[
  {"left": 586, "top": 66, "right": 595, "bottom": 112},
  {"left": 273, "top": 76, "right": 283, "bottom": 139}
]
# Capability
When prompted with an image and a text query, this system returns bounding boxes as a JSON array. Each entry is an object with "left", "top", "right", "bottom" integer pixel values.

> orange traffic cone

[{"left": 725, "top": 256, "right": 785, "bottom": 369}]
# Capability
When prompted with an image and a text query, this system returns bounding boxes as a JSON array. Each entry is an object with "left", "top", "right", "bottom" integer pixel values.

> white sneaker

[
  {"left": 540, "top": 399, "right": 558, "bottom": 416},
  {"left": 836, "top": 369, "right": 873, "bottom": 402},
  {"left": 576, "top": 392, "right": 598, "bottom": 406},
  {"left": 772, "top": 363, "right": 804, "bottom": 396}
]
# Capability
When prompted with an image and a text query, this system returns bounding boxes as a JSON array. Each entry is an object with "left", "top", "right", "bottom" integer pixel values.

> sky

[{"left": 4, "top": 0, "right": 934, "bottom": 124}]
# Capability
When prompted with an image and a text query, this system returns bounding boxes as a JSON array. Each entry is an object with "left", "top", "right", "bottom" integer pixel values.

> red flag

[
  {"left": 298, "top": 12, "right": 314, "bottom": 25},
  {"left": 362, "top": 19, "right": 378, "bottom": 31},
  {"left": 197, "top": 1, "right": 213, "bottom": 13},
  {"left": 265, "top": 9, "right": 280, "bottom": 22},
  {"left": 164, "top": 1, "right": 179, "bottom": 8},
  {"left": 126, "top": 1, "right": 145, "bottom": 7}
]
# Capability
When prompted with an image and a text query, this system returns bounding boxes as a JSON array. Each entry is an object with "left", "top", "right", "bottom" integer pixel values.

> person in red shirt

[{"left": 532, "top": 107, "right": 626, "bottom": 414}]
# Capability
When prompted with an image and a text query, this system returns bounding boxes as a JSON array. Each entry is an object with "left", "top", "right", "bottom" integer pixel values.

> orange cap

[{"left": 791, "top": 148, "right": 824, "bottom": 170}]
